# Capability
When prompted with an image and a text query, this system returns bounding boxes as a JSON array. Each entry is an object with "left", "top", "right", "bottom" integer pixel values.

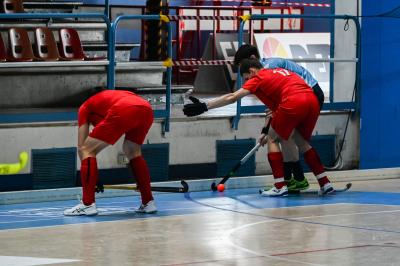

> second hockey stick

[
  {"left": 96, "top": 180, "right": 189, "bottom": 193},
  {"left": 210, "top": 117, "right": 271, "bottom": 191},
  {"left": 210, "top": 142, "right": 262, "bottom": 191}
]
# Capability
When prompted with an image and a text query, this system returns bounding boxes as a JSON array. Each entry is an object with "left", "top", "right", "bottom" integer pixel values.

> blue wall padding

[
  {"left": 0, "top": 173, "right": 32, "bottom": 192},
  {"left": 142, "top": 143, "right": 169, "bottom": 182},
  {"left": 216, "top": 139, "right": 256, "bottom": 178},
  {"left": 360, "top": 1, "right": 400, "bottom": 168},
  {"left": 32, "top": 147, "right": 77, "bottom": 189}
]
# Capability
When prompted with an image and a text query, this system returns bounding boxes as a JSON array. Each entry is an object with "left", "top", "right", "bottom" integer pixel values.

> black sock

[
  {"left": 292, "top": 161, "right": 306, "bottom": 182},
  {"left": 283, "top": 162, "right": 293, "bottom": 181}
]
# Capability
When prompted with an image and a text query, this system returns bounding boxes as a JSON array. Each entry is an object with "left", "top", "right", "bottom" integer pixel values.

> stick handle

[
  {"left": 240, "top": 142, "right": 261, "bottom": 165},
  {"left": 98, "top": 180, "right": 189, "bottom": 193},
  {"left": 217, "top": 141, "right": 262, "bottom": 186}
]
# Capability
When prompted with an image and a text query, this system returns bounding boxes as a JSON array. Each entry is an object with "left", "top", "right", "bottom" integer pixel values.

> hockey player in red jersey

[
  {"left": 183, "top": 59, "right": 335, "bottom": 196},
  {"left": 64, "top": 90, "right": 157, "bottom": 215}
]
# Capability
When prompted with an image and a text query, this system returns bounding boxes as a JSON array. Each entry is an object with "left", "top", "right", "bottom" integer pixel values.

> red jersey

[
  {"left": 78, "top": 90, "right": 151, "bottom": 126},
  {"left": 242, "top": 68, "right": 313, "bottom": 111}
]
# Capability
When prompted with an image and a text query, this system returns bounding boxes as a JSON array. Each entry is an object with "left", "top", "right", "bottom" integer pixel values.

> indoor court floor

[{"left": 0, "top": 178, "right": 400, "bottom": 266}]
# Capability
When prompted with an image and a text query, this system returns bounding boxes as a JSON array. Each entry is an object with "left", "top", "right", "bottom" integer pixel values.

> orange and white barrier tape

[
  {"left": 171, "top": 60, "right": 233, "bottom": 66},
  {"left": 189, "top": 0, "right": 330, "bottom": 8}
]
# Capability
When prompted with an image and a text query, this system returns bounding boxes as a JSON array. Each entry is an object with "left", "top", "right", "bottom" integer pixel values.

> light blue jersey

[{"left": 260, "top": 57, "right": 318, "bottom": 87}]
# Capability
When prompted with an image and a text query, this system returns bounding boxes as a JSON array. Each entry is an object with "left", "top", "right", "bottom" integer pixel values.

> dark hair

[
  {"left": 234, "top": 44, "right": 260, "bottom": 66},
  {"left": 239, "top": 58, "right": 263, "bottom": 76}
]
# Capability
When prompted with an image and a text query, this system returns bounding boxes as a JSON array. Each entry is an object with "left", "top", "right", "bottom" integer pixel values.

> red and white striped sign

[
  {"left": 172, "top": 60, "right": 233, "bottom": 66},
  {"left": 168, "top": 15, "right": 237, "bottom": 20},
  {"left": 197, "top": 0, "right": 330, "bottom": 8}
]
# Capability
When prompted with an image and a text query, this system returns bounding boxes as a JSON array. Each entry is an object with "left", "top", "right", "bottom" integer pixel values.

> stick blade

[
  {"left": 19, "top": 151, "right": 29, "bottom": 169},
  {"left": 181, "top": 180, "right": 189, "bottom": 193}
]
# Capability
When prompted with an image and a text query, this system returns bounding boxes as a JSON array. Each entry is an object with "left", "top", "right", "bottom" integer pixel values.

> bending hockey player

[{"left": 183, "top": 59, "right": 335, "bottom": 196}]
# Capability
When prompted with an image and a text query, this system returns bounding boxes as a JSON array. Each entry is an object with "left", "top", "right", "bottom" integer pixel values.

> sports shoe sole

[
  {"left": 135, "top": 210, "right": 158, "bottom": 214},
  {"left": 260, "top": 191, "right": 289, "bottom": 197}
]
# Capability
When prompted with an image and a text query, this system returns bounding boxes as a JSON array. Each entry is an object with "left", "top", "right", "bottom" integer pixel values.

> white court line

[
  {"left": 0, "top": 211, "right": 205, "bottom": 232},
  {"left": 0, "top": 199, "right": 381, "bottom": 217},
  {"left": 0, "top": 206, "right": 215, "bottom": 232},
  {"left": 339, "top": 202, "right": 400, "bottom": 207},
  {"left": 0, "top": 206, "right": 204, "bottom": 224},
  {"left": 1, "top": 203, "right": 400, "bottom": 232},
  {"left": 223, "top": 220, "right": 325, "bottom": 266},
  {"left": 0, "top": 199, "right": 140, "bottom": 212},
  {"left": 1, "top": 201, "right": 399, "bottom": 222},
  {"left": 0, "top": 202, "right": 340, "bottom": 218},
  {"left": 0, "top": 199, "right": 190, "bottom": 215},
  {"left": 261, "top": 202, "right": 351, "bottom": 209},
  {"left": 0, "top": 217, "right": 63, "bottom": 225},
  {"left": 0, "top": 198, "right": 187, "bottom": 212},
  {"left": 0, "top": 255, "right": 79, "bottom": 266},
  {"left": 0, "top": 215, "right": 61, "bottom": 218},
  {"left": 289, "top": 208, "right": 400, "bottom": 220},
  {"left": 97, "top": 206, "right": 211, "bottom": 216},
  {"left": 222, "top": 207, "right": 400, "bottom": 265}
]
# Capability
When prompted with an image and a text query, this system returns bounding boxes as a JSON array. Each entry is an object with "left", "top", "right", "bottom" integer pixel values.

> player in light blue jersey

[
  {"left": 234, "top": 44, "right": 324, "bottom": 109},
  {"left": 234, "top": 44, "right": 326, "bottom": 191},
  {"left": 261, "top": 58, "right": 317, "bottom": 87}
]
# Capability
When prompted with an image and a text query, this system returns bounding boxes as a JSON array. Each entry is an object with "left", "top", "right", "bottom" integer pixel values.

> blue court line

[{"left": 0, "top": 188, "right": 400, "bottom": 231}]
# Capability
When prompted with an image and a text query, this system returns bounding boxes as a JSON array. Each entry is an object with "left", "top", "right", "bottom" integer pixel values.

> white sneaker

[
  {"left": 64, "top": 201, "right": 98, "bottom": 216},
  {"left": 319, "top": 182, "right": 335, "bottom": 195},
  {"left": 261, "top": 185, "right": 288, "bottom": 197},
  {"left": 135, "top": 200, "right": 157, "bottom": 214}
]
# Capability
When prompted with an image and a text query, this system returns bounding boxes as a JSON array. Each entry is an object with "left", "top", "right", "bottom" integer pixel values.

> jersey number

[{"left": 273, "top": 69, "right": 291, "bottom": 76}]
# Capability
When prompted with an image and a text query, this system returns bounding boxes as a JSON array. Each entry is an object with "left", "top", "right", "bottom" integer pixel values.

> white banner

[{"left": 254, "top": 33, "right": 330, "bottom": 95}]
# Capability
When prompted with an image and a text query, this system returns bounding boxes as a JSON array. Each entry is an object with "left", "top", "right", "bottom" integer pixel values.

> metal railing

[
  {"left": 109, "top": 14, "right": 173, "bottom": 133},
  {"left": 0, "top": 9, "right": 361, "bottom": 134},
  {"left": 0, "top": 12, "right": 112, "bottom": 124}
]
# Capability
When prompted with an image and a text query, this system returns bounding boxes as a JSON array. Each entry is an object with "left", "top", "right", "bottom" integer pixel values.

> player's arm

[
  {"left": 207, "top": 88, "right": 250, "bottom": 109},
  {"left": 183, "top": 88, "right": 251, "bottom": 117}
]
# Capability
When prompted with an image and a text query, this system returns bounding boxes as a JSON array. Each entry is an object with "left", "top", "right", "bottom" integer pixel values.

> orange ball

[{"left": 217, "top": 184, "right": 225, "bottom": 192}]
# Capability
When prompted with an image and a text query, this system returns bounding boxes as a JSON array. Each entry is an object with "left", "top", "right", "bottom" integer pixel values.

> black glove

[
  {"left": 183, "top": 96, "right": 208, "bottom": 117},
  {"left": 261, "top": 126, "right": 269, "bottom": 135},
  {"left": 261, "top": 118, "right": 272, "bottom": 135}
]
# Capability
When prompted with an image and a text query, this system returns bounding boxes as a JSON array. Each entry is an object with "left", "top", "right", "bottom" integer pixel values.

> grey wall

[
  {"left": 334, "top": 0, "right": 359, "bottom": 102},
  {"left": 0, "top": 112, "right": 358, "bottom": 177}
]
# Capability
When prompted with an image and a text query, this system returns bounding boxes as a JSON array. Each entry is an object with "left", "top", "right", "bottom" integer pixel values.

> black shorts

[{"left": 312, "top": 83, "right": 324, "bottom": 110}]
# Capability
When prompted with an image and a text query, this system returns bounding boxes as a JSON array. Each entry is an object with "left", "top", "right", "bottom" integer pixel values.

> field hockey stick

[
  {"left": 210, "top": 117, "right": 271, "bottom": 191},
  {"left": 96, "top": 180, "right": 189, "bottom": 193},
  {"left": 210, "top": 142, "right": 262, "bottom": 191},
  {"left": 0, "top": 151, "right": 29, "bottom": 175}
]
